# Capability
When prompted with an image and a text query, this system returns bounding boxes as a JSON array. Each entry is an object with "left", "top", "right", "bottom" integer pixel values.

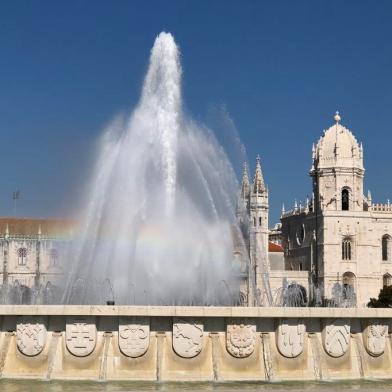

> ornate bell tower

[{"left": 310, "top": 112, "right": 365, "bottom": 213}]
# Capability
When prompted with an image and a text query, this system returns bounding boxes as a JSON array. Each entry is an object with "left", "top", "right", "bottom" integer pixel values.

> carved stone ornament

[
  {"left": 119, "top": 316, "right": 150, "bottom": 358},
  {"left": 66, "top": 317, "right": 96, "bottom": 357},
  {"left": 364, "top": 321, "right": 388, "bottom": 357},
  {"left": 172, "top": 318, "right": 203, "bottom": 358},
  {"left": 226, "top": 321, "right": 256, "bottom": 358},
  {"left": 323, "top": 319, "right": 350, "bottom": 358},
  {"left": 276, "top": 318, "right": 306, "bottom": 358},
  {"left": 16, "top": 317, "right": 47, "bottom": 356}
]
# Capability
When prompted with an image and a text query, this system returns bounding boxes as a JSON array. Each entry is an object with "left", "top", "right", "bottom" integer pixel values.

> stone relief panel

[
  {"left": 276, "top": 318, "right": 306, "bottom": 358},
  {"left": 66, "top": 317, "right": 96, "bottom": 357},
  {"left": 118, "top": 316, "right": 150, "bottom": 358},
  {"left": 16, "top": 317, "right": 47, "bottom": 356},
  {"left": 226, "top": 320, "right": 256, "bottom": 358},
  {"left": 323, "top": 318, "right": 350, "bottom": 358},
  {"left": 172, "top": 318, "right": 203, "bottom": 358},
  {"left": 364, "top": 321, "right": 388, "bottom": 357}
]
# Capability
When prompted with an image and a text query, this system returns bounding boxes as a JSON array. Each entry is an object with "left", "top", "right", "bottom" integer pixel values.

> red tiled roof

[
  {"left": 0, "top": 217, "right": 74, "bottom": 237},
  {"left": 269, "top": 241, "right": 283, "bottom": 252}
]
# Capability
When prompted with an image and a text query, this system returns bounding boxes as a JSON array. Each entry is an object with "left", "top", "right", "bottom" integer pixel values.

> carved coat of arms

[
  {"left": 226, "top": 322, "right": 256, "bottom": 358},
  {"left": 323, "top": 319, "right": 350, "bottom": 358},
  {"left": 66, "top": 317, "right": 96, "bottom": 357},
  {"left": 16, "top": 317, "right": 47, "bottom": 356},
  {"left": 119, "top": 317, "right": 150, "bottom": 358},
  {"left": 364, "top": 321, "right": 388, "bottom": 357},
  {"left": 276, "top": 318, "right": 306, "bottom": 358},
  {"left": 172, "top": 318, "right": 203, "bottom": 358}
]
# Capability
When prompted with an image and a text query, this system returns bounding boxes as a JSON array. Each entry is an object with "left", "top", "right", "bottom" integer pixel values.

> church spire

[
  {"left": 240, "top": 162, "right": 250, "bottom": 198},
  {"left": 253, "top": 155, "right": 265, "bottom": 193}
]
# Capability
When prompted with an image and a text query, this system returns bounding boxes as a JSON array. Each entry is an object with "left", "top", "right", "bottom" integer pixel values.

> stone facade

[
  {"left": 281, "top": 113, "right": 392, "bottom": 306},
  {"left": 0, "top": 218, "right": 72, "bottom": 289}
]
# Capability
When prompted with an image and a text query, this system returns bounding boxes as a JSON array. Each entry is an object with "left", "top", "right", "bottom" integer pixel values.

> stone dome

[{"left": 314, "top": 113, "right": 363, "bottom": 170}]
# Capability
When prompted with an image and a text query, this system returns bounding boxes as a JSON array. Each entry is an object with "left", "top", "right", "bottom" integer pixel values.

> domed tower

[
  {"left": 310, "top": 112, "right": 365, "bottom": 212},
  {"left": 281, "top": 112, "right": 392, "bottom": 307}
]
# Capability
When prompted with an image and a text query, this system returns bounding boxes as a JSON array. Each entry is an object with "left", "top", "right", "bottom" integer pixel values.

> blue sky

[{"left": 1, "top": 1, "right": 392, "bottom": 224}]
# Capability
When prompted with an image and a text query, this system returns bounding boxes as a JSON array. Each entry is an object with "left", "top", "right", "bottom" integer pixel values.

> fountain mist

[{"left": 63, "top": 32, "right": 244, "bottom": 305}]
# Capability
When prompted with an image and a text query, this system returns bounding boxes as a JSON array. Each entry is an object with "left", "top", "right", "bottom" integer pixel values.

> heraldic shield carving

[
  {"left": 364, "top": 321, "right": 388, "bottom": 357},
  {"left": 66, "top": 317, "right": 97, "bottom": 357},
  {"left": 119, "top": 316, "right": 150, "bottom": 358},
  {"left": 16, "top": 317, "right": 47, "bottom": 356},
  {"left": 276, "top": 318, "right": 306, "bottom": 358},
  {"left": 172, "top": 318, "right": 203, "bottom": 358},
  {"left": 226, "top": 321, "right": 256, "bottom": 358},
  {"left": 323, "top": 318, "right": 350, "bottom": 358}
]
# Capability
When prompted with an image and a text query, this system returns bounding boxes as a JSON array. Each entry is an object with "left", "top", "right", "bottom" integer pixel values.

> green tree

[{"left": 367, "top": 285, "right": 392, "bottom": 308}]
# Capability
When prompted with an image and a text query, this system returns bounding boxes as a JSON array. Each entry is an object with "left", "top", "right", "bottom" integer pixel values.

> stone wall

[{"left": 0, "top": 306, "right": 392, "bottom": 381}]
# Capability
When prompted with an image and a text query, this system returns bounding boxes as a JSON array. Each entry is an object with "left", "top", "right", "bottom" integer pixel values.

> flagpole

[{"left": 12, "top": 190, "right": 20, "bottom": 216}]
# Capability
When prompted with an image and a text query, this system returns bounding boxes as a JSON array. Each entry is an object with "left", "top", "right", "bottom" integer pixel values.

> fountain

[
  {"left": 272, "top": 279, "right": 308, "bottom": 307},
  {"left": 0, "top": 33, "right": 358, "bottom": 311},
  {"left": 328, "top": 281, "right": 357, "bottom": 307},
  {"left": 61, "top": 32, "right": 245, "bottom": 306},
  {"left": 0, "top": 33, "right": 392, "bottom": 386}
]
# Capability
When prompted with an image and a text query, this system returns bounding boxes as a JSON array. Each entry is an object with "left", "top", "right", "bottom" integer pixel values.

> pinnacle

[
  {"left": 240, "top": 161, "right": 250, "bottom": 197},
  {"left": 253, "top": 155, "right": 265, "bottom": 193},
  {"left": 334, "top": 111, "right": 341, "bottom": 124}
]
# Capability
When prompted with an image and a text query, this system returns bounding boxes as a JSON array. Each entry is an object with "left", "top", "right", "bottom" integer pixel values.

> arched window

[
  {"left": 49, "top": 248, "right": 58, "bottom": 266},
  {"left": 342, "top": 237, "right": 352, "bottom": 260},
  {"left": 342, "top": 188, "right": 349, "bottom": 211},
  {"left": 383, "top": 273, "right": 392, "bottom": 287},
  {"left": 17, "top": 247, "right": 27, "bottom": 266},
  {"left": 259, "top": 217, "right": 262, "bottom": 226},
  {"left": 253, "top": 217, "right": 256, "bottom": 227},
  {"left": 382, "top": 235, "right": 392, "bottom": 261},
  {"left": 343, "top": 271, "right": 356, "bottom": 287},
  {"left": 296, "top": 224, "right": 305, "bottom": 246},
  {"left": 342, "top": 272, "right": 356, "bottom": 306}
]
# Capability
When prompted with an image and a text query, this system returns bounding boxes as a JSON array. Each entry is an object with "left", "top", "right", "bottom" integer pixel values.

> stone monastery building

[
  {"left": 1, "top": 113, "right": 391, "bottom": 308},
  {"left": 0, "top": 218, "right": 72, "bottom": 289},
  {"left": 281, "top": 113, "right": 392, "bottom": 306}
]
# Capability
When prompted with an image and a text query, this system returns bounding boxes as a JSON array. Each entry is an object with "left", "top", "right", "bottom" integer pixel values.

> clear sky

[{"left": 1, "top": 0, "right": 392, "bottom": 224}]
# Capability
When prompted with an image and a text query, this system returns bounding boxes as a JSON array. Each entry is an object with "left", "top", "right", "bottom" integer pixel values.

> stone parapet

[
  {"left": 0, "top": 306, "right": 392, "bottom": 381},
  {"left": 0, "top": 305, "right": 391, "bottom": 318}
]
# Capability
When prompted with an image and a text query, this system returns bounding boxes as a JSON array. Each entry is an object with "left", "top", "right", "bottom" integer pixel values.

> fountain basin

[{"left": 0, "top": 306, "right": 391, "bottom": 381}]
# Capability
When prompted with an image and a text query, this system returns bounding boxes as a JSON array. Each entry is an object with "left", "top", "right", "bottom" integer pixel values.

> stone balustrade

[
  {"left": 0, "top": 306, "right": 392, "bottom": 381},
  {"left": 370, "top": 203, "right": 392, "bottom": 213}
]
